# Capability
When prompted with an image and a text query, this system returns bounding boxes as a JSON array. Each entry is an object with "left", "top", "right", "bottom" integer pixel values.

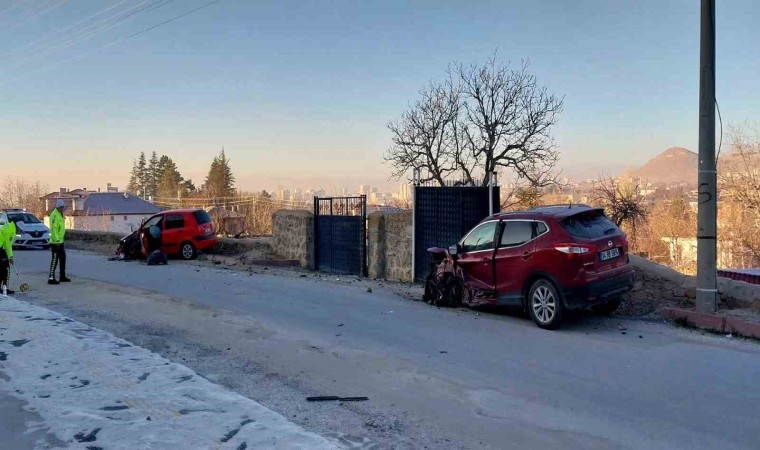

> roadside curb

[{"left": 661, "top": 308, "right": 760, "bottom": 339}]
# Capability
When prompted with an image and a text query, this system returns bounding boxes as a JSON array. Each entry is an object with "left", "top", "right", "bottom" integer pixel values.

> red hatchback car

[
  {"left": 425, "top": 205, "right": 635, "bottom": 329},
  {"left": 139, "top": 209, "right": 218, "bottom": 260}
]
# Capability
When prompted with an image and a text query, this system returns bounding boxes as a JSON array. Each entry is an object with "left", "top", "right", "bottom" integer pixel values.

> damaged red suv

[{"left": 425, "top": 205, "right": 635, "bottom": 329}]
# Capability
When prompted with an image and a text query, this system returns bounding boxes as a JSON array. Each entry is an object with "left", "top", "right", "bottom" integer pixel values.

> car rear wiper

[{"left": 603, "top": 227, "right": 617, "bottom": 235}]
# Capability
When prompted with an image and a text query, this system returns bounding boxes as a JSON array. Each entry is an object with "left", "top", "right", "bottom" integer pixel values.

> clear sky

[{"left": 0, "top": 0, "right": 758, "bottom": 193}]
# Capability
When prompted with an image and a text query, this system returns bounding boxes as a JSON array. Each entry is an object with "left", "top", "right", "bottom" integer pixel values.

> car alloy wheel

[
  {"left": 181, "top": 243, "right": 195, "bottom": 260},
  {"left": 531, "top": 285, "right": 557, "bottom": 325}
]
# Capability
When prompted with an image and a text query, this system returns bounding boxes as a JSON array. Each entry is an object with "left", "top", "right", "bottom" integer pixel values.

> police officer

[
  {"left": 0, "top": 213, "right": 16, "bottom": 295},
  {"left": 48, "top": 200, "right": 70, "bottom": 285}
]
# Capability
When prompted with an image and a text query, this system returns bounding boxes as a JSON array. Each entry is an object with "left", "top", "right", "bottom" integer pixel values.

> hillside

[{"left": 633, "top": 147, "right": 698, "bottom": 185}]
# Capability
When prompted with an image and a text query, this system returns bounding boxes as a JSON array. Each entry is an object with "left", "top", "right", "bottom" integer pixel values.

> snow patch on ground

[{"left": 0, "top": 296, "right": 338, "bottom": 449}]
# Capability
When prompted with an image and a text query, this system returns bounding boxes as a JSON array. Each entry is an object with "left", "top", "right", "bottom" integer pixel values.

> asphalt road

[{"left": 6, "top": 249, "right": 760, "bottom": 449}]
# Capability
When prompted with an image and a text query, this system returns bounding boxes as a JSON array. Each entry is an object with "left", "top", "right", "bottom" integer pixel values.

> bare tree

[
  {"left": 720, "top": 124, "right": 760, "bottom": 209},
  {"left": 593, "top": 176, "right": 648, "bottom": 244},
  {"left": 386, "top": 54, "right": 564, "bottom": 188},
  {"left": 0, "top": 177, "right": 48, "bottom": 216},
  {"left": 651, "top": 197, "right": 696, "bottom": 270},
  {"left": 456, "top": 58, "right": 564, "bottom": 187},
  {"left": 385, "top": 81, "right": 460, "bottom": 185},
  {"left": 719, "top": 124, "right": 760, "bottom": 265}
]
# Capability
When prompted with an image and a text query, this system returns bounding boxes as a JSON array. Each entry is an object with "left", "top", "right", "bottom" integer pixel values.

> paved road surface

[{"left": 4, "top": 249, "right": 759, "bottom": 449}]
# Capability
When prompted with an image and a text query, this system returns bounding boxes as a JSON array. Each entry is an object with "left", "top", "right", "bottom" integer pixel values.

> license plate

[{"left": 600, "top": 248, "right": 620, "bottom": 261}]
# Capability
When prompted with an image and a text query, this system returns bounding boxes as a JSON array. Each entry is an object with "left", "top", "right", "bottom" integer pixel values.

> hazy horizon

[{"left": 1, "top": 1, "right": 757, "bottom": 194}]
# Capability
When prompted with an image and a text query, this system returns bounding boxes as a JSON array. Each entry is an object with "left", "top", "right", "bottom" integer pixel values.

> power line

[
  {"left": 1, "top": 0, "right": 68, "bottom": 35},
  {"left": 5, "top": 0, "right": 155, "bottom": 67},
  {"left": 5, "top": 0, "right": 219, "bottom": 80},
  {"left": 0, "top": 0, "right": 36, "bottom": 25},
  {"left": 6, "top": 0, "right": 173, "bottom": 69},
  {"left": 109, "top": 0, "right": 218, "bottom": 44},
  {"left": 4, "top": 0, "right": 136, "bottom": 57}
]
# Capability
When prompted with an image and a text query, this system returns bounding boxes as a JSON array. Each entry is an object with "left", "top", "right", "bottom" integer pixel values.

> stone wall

[
  {"left": 368, "top": 210, "right": 413, "bottom": 282},
  {"left": 622, "top": 255, "right": 760, "bottom": 316},
  {"left": 271, "top": 210, "right": 314, "bottom": 269}
]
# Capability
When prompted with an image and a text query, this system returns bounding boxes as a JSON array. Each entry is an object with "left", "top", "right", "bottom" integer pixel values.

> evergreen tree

[
  {"left": 157, "top": 155, "right": 170, "bottom": 178},
  {"left": 136, "top": 152, "right": 148, "bottom": 198},
  {"left": 157, "top": 157, "right": 183, "bottom": 200},
  {"left": 181, "top": 179, "right": 196, "bottom": 196},
  {"left": 126, "top": 159, "right": 140, "bottom": 195},
  {"left": 146, "top": 151, "right": 160, "bottom": 199},
  {"left": 204, "top": 149, "right": 236, "bottom": 200}
]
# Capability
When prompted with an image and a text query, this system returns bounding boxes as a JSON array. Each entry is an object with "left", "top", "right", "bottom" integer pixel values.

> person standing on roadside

[
  {"left": 48, "top": 200, "right": 70, "bottom": 285},
  {"left": 0, "top": 213, "right": 16, "bottom": 295}
]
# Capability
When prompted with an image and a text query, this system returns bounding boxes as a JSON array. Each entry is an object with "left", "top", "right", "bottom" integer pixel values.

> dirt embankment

[{"left": 65, "top": 230, "right": 277, "bottom": 261}]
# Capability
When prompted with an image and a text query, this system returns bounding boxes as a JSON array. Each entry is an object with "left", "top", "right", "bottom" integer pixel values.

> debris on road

[
  {"left": 307, "top": 396, "right": 369, "bottom": 402},
  {"left": 146, "top": 250, "right": 168, "bottom": 266}
]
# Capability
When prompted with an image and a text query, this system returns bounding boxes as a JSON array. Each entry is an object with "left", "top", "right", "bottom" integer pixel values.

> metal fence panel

[
  {"left": 413, "top": 186, "right": 499, "bottom": 281},
  {"left": 314, "top": 196, "right": 367, "bottom": 276}
]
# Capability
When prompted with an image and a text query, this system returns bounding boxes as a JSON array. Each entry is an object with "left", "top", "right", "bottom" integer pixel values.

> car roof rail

[{"left": 530, "top": 203, "right": 591, "bottom": 210}]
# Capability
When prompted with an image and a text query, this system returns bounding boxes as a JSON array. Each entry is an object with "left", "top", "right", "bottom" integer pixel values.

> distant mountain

[{"left": 632, "top": 147, "right": 698, "bottom": 185}]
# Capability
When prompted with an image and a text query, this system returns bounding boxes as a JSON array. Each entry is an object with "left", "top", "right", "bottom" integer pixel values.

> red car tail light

[
  {"left": 199, "top": 223, "right": 213, "bottom": 236},
  {"left": 554, "top": 244, "right": 594, "bottom": 254}
]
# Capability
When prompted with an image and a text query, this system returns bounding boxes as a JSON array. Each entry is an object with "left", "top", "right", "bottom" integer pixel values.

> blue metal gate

[
  {"left": 414, "top": 184, "right": 499, "bottom": 281},
  {"left": 314, "top": 196, "right": 367, "bottom": 276}
]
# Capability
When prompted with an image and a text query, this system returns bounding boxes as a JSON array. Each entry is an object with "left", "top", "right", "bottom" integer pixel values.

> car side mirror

[{"left": 448, "top": 244, "right": 460, "bottom": 256}]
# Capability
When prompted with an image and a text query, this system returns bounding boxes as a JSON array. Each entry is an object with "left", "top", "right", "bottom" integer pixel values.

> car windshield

[
  {"left": 561, "top": 210, "right": 619, "bottom": 239},
  {"left": 8, "top": 213, "right": 41, "bottom": 224}
]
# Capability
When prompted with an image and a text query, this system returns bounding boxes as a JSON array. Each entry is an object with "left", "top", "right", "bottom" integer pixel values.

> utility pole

[{"left": 696, "top": 0, "right": 718, "bottom": 313}]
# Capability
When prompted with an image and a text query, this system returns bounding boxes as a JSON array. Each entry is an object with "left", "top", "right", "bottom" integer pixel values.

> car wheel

[
  {"left": 592, "top": 299, "right": 621, "bottom": 316},
  {"left": 443, "top": 276, "right": 464, "bottom": 308},
  {"left": 528, "top": 279, "right": 564, "bottom": 329},
  {"left": 180, "top": 242, "right": 197, "bottom": 260}
]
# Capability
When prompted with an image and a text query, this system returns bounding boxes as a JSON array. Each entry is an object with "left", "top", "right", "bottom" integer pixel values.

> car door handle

[
  {"left": 522, "top": 251, "right": 532, "bottom": 260},
  {"left": 481, "top": 257, "right": 491, "bottom": 264}
]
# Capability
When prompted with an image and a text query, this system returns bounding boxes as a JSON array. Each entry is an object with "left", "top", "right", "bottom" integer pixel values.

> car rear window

[
  {"left": 561, "top": 210, "right": 619, "bottom": 239},
  {"left": 193, "top": 210, "right": 212, "bottom": 225}
]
